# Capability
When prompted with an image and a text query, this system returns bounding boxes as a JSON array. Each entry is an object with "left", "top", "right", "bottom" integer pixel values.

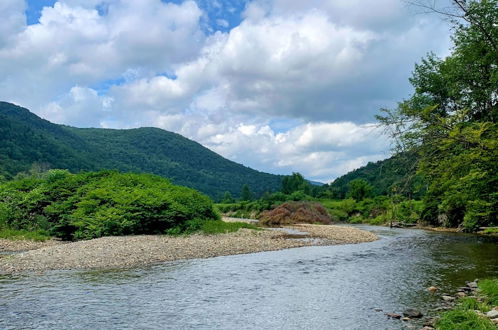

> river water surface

[{"left": 1, "top": 226, "right": 497, "bottom": 329}]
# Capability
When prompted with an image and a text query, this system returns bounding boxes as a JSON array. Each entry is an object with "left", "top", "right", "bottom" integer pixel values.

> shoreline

[{"left": 0, "top": 224, "right": 377, "bottom": 274}]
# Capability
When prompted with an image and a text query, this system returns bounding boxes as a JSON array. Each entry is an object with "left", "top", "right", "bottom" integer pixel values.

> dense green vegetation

[
  {"left": 0, "top": 101, "right": 282, "bottom": 198},
  {"left": 323, "top": 152, "right": 425, "bottom": 199},
  {"left": 0, "top": 228, "right": 50, "bottom": 241},
  {"left": 376, "top": 0, "right": 497, "bottom": 230},
  {"left": 436, "top": 278, "right": 498, "bottom": 330},
  {"left": 0, "top": 170, "right": 219, "bottom": 240}
]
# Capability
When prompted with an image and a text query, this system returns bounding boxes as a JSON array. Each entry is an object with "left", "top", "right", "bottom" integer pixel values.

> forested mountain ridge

[
  {"left": 326, "top": 152, "right": 425, "bottom": 199},
  {"left": 0, "top": 102, "right": 282, "bottom": 198}
]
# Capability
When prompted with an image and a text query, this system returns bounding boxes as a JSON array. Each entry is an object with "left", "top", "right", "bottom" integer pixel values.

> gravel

[
  {"left": 0, "top": 225, "right": 377, "bottom": 274},
  {"left": 0, "top": 238, "right": 64, "bottom": 253}
]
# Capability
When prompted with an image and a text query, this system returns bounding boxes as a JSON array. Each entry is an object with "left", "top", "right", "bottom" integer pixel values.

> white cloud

[
  {"left": 0, "top": 0, "right": 204, "bottom": 109},
  {"left": 0, "top": 0, "right": 453, "bottom": 182}
]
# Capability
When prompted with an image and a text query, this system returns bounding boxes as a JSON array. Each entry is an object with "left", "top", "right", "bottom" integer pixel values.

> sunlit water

[{"left": 1, "top": 226, "right": 497, "bottom": 329}]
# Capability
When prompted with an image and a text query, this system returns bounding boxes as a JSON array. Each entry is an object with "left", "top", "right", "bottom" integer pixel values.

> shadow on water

[{"left": 0, "top": 226, "right": 497, "bottom": 329}]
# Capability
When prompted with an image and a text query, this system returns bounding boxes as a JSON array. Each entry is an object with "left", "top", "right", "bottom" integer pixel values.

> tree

[
  {"left": 347, "top": 179, "right": 374, "bottom": 201},
  {"left": 240, "top": 184, "right": 253, "bottom": 201},
  {"left": 222, "top": 191, "right": 235, "bottom": 203},
  {"left": 377, "top": 0, "right": 498, "bottom": 229},
  {"left": 281, "top": 172, "right": 311, "bottom": 194}
]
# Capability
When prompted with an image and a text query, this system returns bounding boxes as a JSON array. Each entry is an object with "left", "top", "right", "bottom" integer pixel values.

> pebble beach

[{"left": 0, "top": 224, "right": 377, "bottom": 274}]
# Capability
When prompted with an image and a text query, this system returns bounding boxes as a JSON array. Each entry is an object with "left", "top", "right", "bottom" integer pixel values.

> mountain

[
  {"left": 0, "top": 102, "right": 282, "bottom": 198},
  {"left": 326, "top": 152, "right": 425, "bottom": 198}
]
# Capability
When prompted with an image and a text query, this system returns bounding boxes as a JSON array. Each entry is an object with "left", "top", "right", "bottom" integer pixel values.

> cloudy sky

[{"left": 1, "top": 0, "right": 453, "bottom": 183}]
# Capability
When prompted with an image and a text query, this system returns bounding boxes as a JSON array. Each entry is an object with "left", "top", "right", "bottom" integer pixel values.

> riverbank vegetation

[
  {"left": 436, "top": 278, "right": 498, "bottom": 330},
  {"left": 219, "top": 0, "right": 497, "bottom": 232},
  {"left": 0, "top": 170, "right": 219, "bottom": 241}
]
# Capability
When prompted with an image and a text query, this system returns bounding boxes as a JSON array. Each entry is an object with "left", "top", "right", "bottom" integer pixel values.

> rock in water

[
  {"left": 386, "top": 313, "right": 402, "bottom": 319},
  {"left": 427, "top": 286, "right": 438, "bottom": 293},
  {"left": 442, "top": 295, "right": 455, "bottom": 302},
  {"left": 403, "top": 308, "right": 423, "bottom": 318}
]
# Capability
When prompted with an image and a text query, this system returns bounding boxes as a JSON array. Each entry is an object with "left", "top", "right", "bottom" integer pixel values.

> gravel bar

[{"left": 0, "top": 225, "right": 377, "bottom": 274}]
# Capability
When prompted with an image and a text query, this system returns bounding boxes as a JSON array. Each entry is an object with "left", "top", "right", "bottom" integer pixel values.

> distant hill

[
  {"left": 326, "top": 152, "right": 425, "bottom": 199},
  {"left": 0, "top": 102, "right": 282, "bottom": 198}
]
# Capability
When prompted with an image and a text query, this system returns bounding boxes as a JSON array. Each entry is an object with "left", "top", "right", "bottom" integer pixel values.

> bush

[{"left": 0, "top": 170, "right": 219, "bottom": 240}]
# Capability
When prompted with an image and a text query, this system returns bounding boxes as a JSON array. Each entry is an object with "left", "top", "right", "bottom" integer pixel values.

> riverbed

[{"left": 1, "top": 226, "right": 497, "bottom": 329}]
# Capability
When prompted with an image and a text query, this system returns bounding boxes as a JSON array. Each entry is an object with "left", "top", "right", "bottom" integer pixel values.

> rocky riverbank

[
  {"left": 0, "top": 238, "right": 64, "bottom": 253},
  {"left": 0, "top": 224, "right": 377, "bottom": 274}
]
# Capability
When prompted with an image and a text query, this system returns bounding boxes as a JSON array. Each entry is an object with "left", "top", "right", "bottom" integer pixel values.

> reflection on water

[{"left": 0, "top": 226, "right": 497, "bottom": 329}]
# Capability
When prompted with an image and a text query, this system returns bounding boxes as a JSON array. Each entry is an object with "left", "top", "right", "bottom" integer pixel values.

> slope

[
  {"left": 326, "top": 152, "right": 425, "bottom": 198},
  {"left": 0, "top": 102, "right": 282, "bottom": 198}
]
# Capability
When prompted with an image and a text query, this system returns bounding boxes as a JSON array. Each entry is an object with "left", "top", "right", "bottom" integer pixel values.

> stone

[
  {"left": 442, "top": 295, "right": 455, "bottom": 302},
  {"left": 386, "top": 313, "right": 402, "bottom": 319},
  {"left": 456, "top": 292, "right": 467, "bottom": 297},
  {"left": 401, "top": 317, "right": 411, "bottom": 321},
  {"left": 403, "top": 308, "right": 423, "bottom": 318},
  {"left": 421, "top": 327, "right": 434, "bottom": 330},
  {"left": 373, "top": 308, "right": 383, "bottom": 312},
  {"left": 423, "top": 317, "right": 435, "bottom": 326},
  {"left": 467, "top": 281, "right": 478, "bottom": 289},
  {"left": 427, "top": 286, "right": 438, "bottom": 293},
  {"left": 458, "top": 286, "right": 472, "bottom": 292},
  {"left": 486, "top": 309, "right": 498, "bottom": 319}
]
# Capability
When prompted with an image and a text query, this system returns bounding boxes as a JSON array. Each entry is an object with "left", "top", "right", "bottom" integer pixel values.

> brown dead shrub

[{"left": 259, "top": 202, "right": 332, "bottom": 227}]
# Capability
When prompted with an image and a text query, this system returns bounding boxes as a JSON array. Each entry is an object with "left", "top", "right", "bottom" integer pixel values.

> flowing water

[{"left": 1, "top": 226, "right": 497, "bottom": 329}]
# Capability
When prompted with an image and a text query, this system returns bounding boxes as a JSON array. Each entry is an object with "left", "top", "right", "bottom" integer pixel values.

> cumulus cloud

[
  {"left": 0, "top": 0, "right": 204, "bottom": 109},
  {"left": 0, "top": 0, "right": 452, "bottom": 181}
]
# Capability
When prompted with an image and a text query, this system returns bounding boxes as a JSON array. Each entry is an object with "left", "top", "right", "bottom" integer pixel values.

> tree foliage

[
  {"left": 281, "top": 172, "right": 312, "bottom": 195},
  {"left": 240, "top": 184, "right": 253, "bottom": 201},
  {"left": 0, "top": 102, "right": 283, "bottom": 198},
  {"left": 0, "top": 170, "right": 219, "bottom": 240},
  {"left": 377, "top": 0, "right": 498, "bottom": 229},
  {"left": 347, "top": 179, "right": 374, "bottom": 201}
]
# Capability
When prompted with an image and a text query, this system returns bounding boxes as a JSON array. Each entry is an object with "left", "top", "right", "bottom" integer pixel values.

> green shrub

[
  {"left": 0, "top": 170, "right": 219, "bottom": 240},
  {"left": 368, "top": 215, "right": 387, "bottom": 225},
  {"left": 349, "top": 215, "right": 364, "bottom": 224}
]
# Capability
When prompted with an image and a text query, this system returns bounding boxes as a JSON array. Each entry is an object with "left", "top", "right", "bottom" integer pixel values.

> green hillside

[
  {"left": 326, "top": 152, "right": 425, "bottom": 199},
  {"left": 0, "top": 102, "right": 282, "bottom": 198}
]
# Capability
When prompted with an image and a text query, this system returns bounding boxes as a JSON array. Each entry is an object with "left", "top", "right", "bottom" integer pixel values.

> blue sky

[
  {"left": 26, "top": 0, "right": 248, "bottom": 32},
  {"left": 2, "top": 0, "right": 452, "bottom": 182}
]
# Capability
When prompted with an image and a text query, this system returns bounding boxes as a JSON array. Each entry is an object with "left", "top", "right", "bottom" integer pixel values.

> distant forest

[{"left": 0, "top": 102, "right": 282, "bottom": 198}]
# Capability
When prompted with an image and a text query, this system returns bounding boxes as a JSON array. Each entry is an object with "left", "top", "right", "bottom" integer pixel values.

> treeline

[
  {"left": 376, "top": 0, "right": 498, "bottom": 230},
  {"left": 223, "top": 0, "right": 497, "bottom": 231},
  {"left": 0, "top": 102, "right": 282, "bottom": 198}
]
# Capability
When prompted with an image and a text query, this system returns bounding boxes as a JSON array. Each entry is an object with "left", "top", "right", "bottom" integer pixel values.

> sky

[{"left": 0, "top": 0, "right": 453, "bottom": 183}]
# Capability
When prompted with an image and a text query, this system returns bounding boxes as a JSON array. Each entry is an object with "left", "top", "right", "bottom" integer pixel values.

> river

[{"left": 1, "top": 226, "right": 497, "bottom": 329}]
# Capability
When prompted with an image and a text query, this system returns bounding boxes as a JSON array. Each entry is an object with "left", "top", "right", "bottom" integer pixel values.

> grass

[
  {"left": 435, "top": 278, "right": 498, "bottom": 330},
  {"left": 199, "top": 220, "right": 259, "bottom": 235},
  {"left": 436, "top": 310, "right": 495, "bottom": 330},
  {"left": 166, "top": 219, "right": 259, "bottom": 236},
  {"left": 479, "top": 279, "right": 498, "bottom": 305},
  {"left": 481, "top": 228, "right": 498, "bottom": 235},
  {"left": 0, "top": 228, "right": 51, "bottom": 241}
]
